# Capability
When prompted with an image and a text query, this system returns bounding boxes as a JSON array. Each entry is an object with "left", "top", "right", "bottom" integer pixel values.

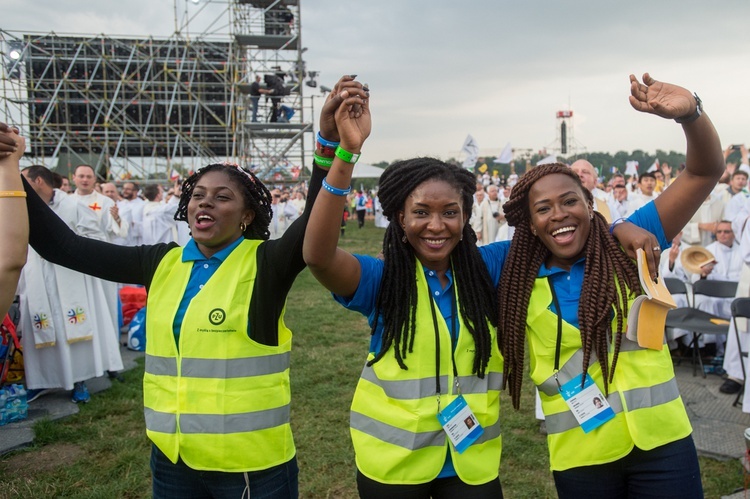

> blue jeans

[
  {"left": 150, "top": 445, "right": 299, "bottom": 499},
  {"left": 553, "top": 436, "right": 703, "bottom": 498},
  {"left": 251, "top": 96, "right": 260, "bottom": 122}
]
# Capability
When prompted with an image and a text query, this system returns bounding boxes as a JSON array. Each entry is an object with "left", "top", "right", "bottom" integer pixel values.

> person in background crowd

[
  {"left": 20, "top": 165, "right": 124, "bottom": 404},
  {"left": 0, "top": 123, "right": 27, "bottom": 317},
  {"left": 570, "top": 159, "right": 618, "bottom": 223},
  {"left": 101, "top": 182, "right": 131, "bottom": 246},
  {"left": 142, "top": 183, "right": 179, "bottom": 245}
]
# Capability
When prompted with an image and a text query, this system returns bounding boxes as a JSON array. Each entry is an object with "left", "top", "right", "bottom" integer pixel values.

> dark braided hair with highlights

[
  {"left": 373, "top": 157, "right": 496, "bottom": 377},
  {"left": 175, "top": 163, "right": 273, "bottom": 240},
  {"left": 498, "top": 163, "right": 642, "bottom": 409}
]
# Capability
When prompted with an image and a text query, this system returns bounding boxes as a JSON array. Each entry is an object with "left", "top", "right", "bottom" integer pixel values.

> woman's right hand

[
  {"left": 334, "top": 87, "right": 371, "bottom": 154},
  {"left": 318, "top": 75, "right": 365, "bottom": 143}
]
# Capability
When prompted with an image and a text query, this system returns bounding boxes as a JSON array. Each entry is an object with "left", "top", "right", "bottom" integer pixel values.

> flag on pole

[
  {"left": 461, "top": 134, "right": 479, "bottom": 169},
  {"left": 169, "top": 169, "right": 180, "bottom": 181},
  {"left": 494, "top": 142, "right": 513, "bottom": 164},
  {"left": 625, "top": 161, "right": 639, "bottom": 176},
  {"left": 647, "top": 158, "right": 659, "bottom": 172}
]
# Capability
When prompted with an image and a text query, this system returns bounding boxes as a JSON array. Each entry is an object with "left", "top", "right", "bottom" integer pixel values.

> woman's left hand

[
  {"left": 612, "top": 221, "right": 661, "bottom": 281},
  {"left": 628, "top": 73, "right": 696, "bottom": 121}
]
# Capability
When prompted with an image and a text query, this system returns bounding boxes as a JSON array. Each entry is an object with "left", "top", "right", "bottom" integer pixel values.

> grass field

[{"left": 0, "top": 221, "right": 744, "bottom": 498}]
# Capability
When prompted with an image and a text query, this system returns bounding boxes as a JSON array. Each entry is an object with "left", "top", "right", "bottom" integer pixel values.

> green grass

[{"left": 0, "top": 220, "right": 744, "bottom": 498}]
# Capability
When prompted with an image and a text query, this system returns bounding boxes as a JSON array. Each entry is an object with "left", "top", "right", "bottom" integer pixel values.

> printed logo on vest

[{"left": 209, "top": 308, "right": 226, "bottom": 325}]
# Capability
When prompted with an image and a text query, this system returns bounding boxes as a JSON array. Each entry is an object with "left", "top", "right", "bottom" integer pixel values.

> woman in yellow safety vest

[
  {"left": 497, "top": 73, "right": 724, "bottom": 497},
  {"left": 303, "top": 79, "right": 506, "bottom": 498},
  {"left": 18, "top": 76, "right": 368, "bottom": 499}
]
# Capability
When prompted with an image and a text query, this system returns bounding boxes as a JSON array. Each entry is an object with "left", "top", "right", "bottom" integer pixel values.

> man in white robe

[
  {"left": 119, "top": 181, "right": 145, "bottom": 246},
  {"left": 141, "top": 184, "right": 179, "bottom": 245},
  {"left": 19, "top": 166, "right": 123, "bottom": 402},
  {"left": 687, "top": 221, "right": 743, "bottom": 355}
]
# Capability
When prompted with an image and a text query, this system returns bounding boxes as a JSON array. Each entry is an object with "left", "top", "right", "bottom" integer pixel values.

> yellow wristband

[{"left": 0, "top": 190, "right": 26, "bottom": 198}]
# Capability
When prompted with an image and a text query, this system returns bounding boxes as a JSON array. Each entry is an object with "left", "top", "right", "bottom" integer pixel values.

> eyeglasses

[
  {"left": 716, "top": 230, "right": 733, "bottom": 234},
  {"left": 614, "top": 185, "right": 626, "bottom": 189},
  {"left": 273, "top": 194, "right": 281, "bottom": 198}
]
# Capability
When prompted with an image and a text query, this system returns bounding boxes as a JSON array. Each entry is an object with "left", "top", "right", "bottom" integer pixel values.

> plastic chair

[
  {"left": 731, "top": 298, "right": 750, "bottom": 407},
  {"left": 665, "top": 279, "right": 737, "bottom": 377}
]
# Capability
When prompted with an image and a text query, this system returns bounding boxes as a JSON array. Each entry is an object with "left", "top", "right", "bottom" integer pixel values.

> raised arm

[
  {"left": 629, "top": 73, "right": 724, "bottom": 241},
  {"left": 303, "top": 78, "right": 371, "bottom": 297},
  {"left": 0, "top": 124, "right": 27, "bottom": 316}
]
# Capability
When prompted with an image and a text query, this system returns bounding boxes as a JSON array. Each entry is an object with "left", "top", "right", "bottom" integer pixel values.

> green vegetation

[{"left": 0, "top": 221, "right": 744, "bottom": 498}]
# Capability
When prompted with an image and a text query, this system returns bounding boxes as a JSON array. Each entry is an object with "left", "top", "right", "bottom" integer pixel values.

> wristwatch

[{"left": 674, "top": 93, "right": 703, "bottom": 124}]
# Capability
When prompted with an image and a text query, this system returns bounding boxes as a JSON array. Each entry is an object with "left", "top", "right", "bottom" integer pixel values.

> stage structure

[{"left": 0, "top": 0, "right": 314, "bottom": 183}]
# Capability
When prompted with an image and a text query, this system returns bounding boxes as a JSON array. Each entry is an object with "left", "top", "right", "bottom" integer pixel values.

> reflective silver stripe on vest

[
  {"left": 361, "top": 365, "right": 449, "bottom": 399},
  {"left": 457, "top": 372, "right": 504, "bottom": 395},
  {"left": 351, "top": 410, "right": 445, "bottom": 449},
  {"left": 181, "top": 353, "right": 290, "bottom": 379},
  {"left": 545, "top": 393, "right": 624, "bottom": 435},
  {"left": 622, "top": 378, "right": 680, "bottom": 411},
  {"left": 144, "top": 407, "right": 177, "bottom": 433},
  {"left": 145, "top": 355, "right": 178, "bottom": 377},
  {"left": 177, "top": 405, "right": 290, "bottom": 434},
  {"left": 145, "top": 353, "right": 289, "bottom": 379},
  {"left": 351, "top": 410, "right": 501, "bottom": 450},
  {"left": 538, "top": 350, "right": 597, "bottom": 397},
  {"left": 361, "top": 367, "right": 503, "bottom": 399}
]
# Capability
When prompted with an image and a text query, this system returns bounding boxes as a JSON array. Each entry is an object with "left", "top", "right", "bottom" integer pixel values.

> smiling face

[
  {"left": 187, "top": 170, "right": 255, "bottom": 258},
  {"left": 528, "top": 173, "right": 593, "bottom": 271},
  {"left": 398, "top": 179, "right": 467, "bottom": 273}
]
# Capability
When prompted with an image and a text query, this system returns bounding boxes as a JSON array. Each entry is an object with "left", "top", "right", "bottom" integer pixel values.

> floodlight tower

[{"left": 556, "top": 110, "right": 573, "bottom": 155}]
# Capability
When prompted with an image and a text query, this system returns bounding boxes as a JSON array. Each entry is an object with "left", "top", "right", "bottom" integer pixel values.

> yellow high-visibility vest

[
  {"left": 527, "top": 277, "right": 691, "bottom": 471},
  {"left": 144, "top": 240, "right": 295, "bottom": 472},
  {"left": 351, "top": 263, "right": 504, "bottom": 485}
]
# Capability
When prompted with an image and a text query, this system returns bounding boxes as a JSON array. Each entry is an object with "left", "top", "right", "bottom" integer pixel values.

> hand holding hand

[
  {"left": 319, "top": 75, "right": 366, "bottom": 143},
  {"left": 334, "top": 87, "right": 371, "bottom": 154},
  {"left": 629, "top": 73, "right": 696, "bottom": 120},
  {"left": 0, "top": 122, "right": 25, "bottom": 165}
]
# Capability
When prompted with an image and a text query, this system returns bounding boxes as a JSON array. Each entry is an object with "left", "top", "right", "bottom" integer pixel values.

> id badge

[
  {"left": 559, "top": 373, "right": 615, "bottom": 433},
  {"left": 436, "top": 394, "right": 484, "bottom": 453}
]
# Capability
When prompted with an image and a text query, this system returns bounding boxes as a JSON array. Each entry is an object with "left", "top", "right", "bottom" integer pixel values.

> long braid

[
  {"left": 371, "top": 157, "right": 496, "bottom": 377},
  {"left": 175, "top": 163, "right": 273, "bottom": 240},
  {"left": 498, "top": 163, "right": 642, "bottom": 409}
]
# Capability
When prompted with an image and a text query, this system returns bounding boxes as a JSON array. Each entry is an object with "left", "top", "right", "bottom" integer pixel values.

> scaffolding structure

[{"left": 0, "top": 0, "right": 312, "bottom": 183}]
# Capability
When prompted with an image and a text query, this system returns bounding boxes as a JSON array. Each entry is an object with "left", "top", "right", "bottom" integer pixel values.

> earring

[
  {"left": 402, "top": 235, "right": 407, "bottom": 243},
  {"left": 589, "top": 212, "right": 594, "bottom": 220},
  {"left": 532, "top": 228, "right": 537, "bottom": 236},
  {"left": 240, "top": 222, "right": 247, "bottom": 232}
]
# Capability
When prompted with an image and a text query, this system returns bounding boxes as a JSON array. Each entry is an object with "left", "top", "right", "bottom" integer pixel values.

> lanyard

[
  {"left": 548, "top": 277, "right": 564, "bottom": 392},
  {"left": 428, "top": 287, "right": 459, "bottom": 412}
]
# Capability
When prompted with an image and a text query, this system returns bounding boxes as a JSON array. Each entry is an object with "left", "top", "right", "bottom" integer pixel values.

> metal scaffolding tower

[{"left": 0, "top": 0, "right": 311, "bottom": 183}]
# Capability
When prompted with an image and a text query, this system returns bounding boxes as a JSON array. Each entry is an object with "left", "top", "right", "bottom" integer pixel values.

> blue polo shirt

[{"left": 171, "top": 236, "right": 246, "bottom": 346}]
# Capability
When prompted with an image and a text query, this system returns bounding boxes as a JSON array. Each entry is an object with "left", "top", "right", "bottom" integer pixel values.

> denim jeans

[
  {"left": 553, "top": 436, "right": 703, "bottom": 499},
  {"left": 150, "top": 445, "right": 299, "bottom": 499},
  {"left": 356, "top": 470, "right": 503, "bottom": 499}
]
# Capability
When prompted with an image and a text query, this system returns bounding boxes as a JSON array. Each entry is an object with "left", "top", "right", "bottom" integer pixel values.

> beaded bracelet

[
  {"left": 322, "top": 177, "right": 351, "bottom": 196},
  {"left": 317, "top": 131, "right": 340, "bottom": 149},
  {"left": 313, "top": 153, "right": 334, "bottom": 169},
  {"left": 0, "top": 190, "right": 26, "bottom": 198}
]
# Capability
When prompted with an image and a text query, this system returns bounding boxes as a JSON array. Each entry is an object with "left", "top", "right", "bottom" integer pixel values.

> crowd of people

[{"left": 0, "top": 71, "right": 744, "bottom": 498}]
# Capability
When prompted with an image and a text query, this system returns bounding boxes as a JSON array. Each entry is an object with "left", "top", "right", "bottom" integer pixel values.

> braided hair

[
  {"left": 497, "top": 163, "right": 642, "bottom": 409},
  {"left": 373, "top": 157, "right": 496, "bottom": 377},
  {"left": 175, "top": 163, "right": 273, "bottom": 240}
]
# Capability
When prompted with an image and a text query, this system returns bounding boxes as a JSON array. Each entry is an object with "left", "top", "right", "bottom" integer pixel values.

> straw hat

[{"left": 681, "top": 246, "right": 716, "bottom": 274}]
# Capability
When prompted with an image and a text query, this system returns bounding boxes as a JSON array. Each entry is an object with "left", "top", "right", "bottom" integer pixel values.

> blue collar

[
  {"left": 182, "top": 236, "right": 245, "bottom": 263},
  {"left": 537, "top": 257, "right": 586, "bottom": 278}
]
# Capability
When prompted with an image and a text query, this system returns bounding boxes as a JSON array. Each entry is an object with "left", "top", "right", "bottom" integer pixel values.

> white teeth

[
  {"left": 552, "top": 226, "right": 575, "bottom": 236},
  {"left": 197, "top": 215, "right": 214, "bottom": 222},
  {"left": 425, "top": 238, "right": 446, "bottom": 245}
]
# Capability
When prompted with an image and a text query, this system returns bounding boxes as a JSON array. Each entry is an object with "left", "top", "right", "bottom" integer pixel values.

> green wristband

[
  {"left": 313, "top": 153, "right": 333, "bottom": 169},
  {"left": 335, "top": 146, "right": 361, "bottom": 164}
]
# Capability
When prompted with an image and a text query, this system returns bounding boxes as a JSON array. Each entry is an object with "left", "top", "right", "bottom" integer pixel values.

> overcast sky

[{"left": 3, "top": 0, "right": 749, "bottom": 164}]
